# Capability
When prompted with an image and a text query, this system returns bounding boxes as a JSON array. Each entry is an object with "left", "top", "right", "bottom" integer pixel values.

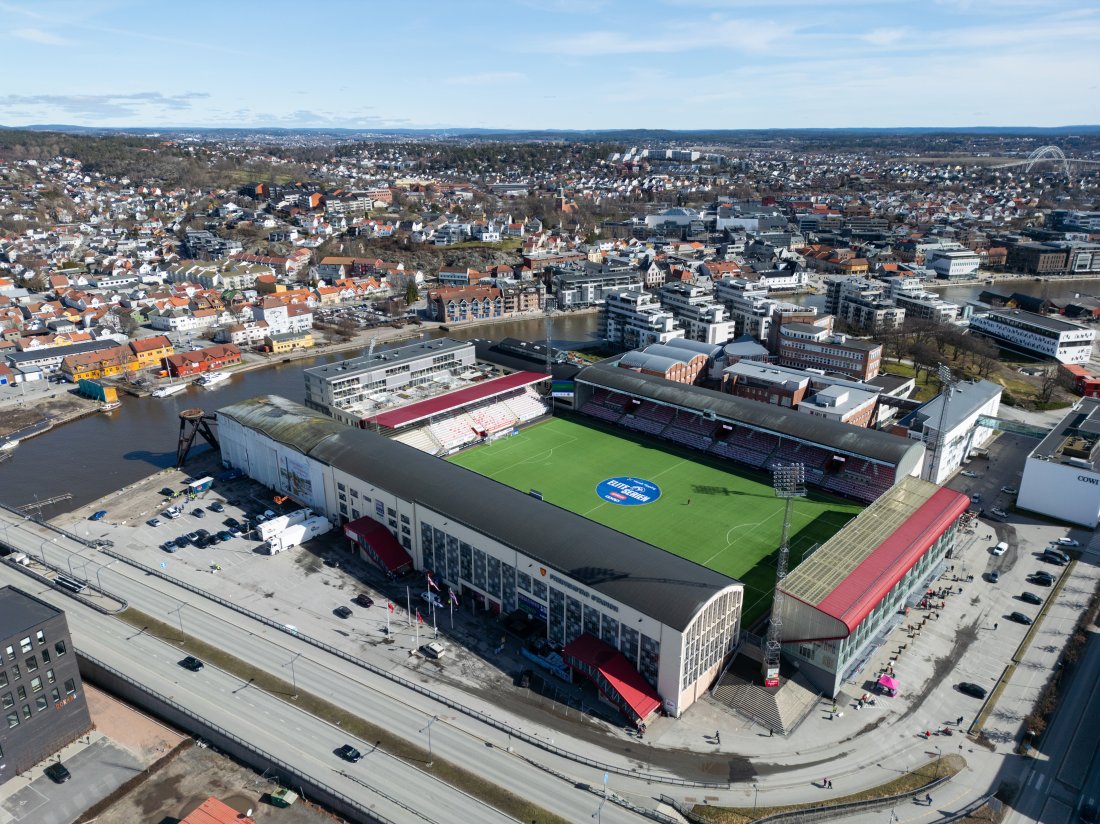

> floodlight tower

[
  {"left": 928, "top": 364, "right": 957, "bottom": 483},
  {"left": 543, "top": 296, "right": 557, "bottom": 374},
  {"left": 763, "top": 462, "right": 806, "bottom": 688}
]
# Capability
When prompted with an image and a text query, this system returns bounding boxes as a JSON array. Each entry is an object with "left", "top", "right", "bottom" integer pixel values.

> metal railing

[
  {"left": 0, "top": 502, "right": 112, "bottom": 548},
  {"left": 102, "top": 549, "right": 728, "bottom": 789},
  {"left": 78, "top": 653, "right": 398, "bottom": 824},
  {"left": 0, "top": 552, "right": 127, "bottom": 614}
]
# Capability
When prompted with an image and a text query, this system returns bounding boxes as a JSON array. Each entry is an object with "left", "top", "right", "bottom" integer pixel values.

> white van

[{"left": 992, "top": 541, "right": 1008, "bottom": 556}]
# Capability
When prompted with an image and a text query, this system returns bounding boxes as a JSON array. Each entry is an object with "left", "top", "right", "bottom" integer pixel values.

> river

[
  {"left": 0, "top": 313, "right": 603, "bottom": 515},
  {"left": 6, "top": 277, "right": 1100, "bottom": 515}
]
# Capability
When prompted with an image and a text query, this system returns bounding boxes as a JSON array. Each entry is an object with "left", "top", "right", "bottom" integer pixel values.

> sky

[{"left": 0, "top": 0, "right": 1098, "bottom": 131}]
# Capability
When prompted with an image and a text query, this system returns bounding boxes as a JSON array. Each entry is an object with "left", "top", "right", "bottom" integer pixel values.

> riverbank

[{"left": 0, "top": 391, "right": 103, "bottom": 440}]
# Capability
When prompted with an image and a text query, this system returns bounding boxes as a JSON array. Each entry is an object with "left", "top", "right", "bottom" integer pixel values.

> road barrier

[
  {"left": 102, "top": 549, "right": 728, "bottom": 789},
  {"left": 78, "top": 653, "right": 400, "bottom": 824}
]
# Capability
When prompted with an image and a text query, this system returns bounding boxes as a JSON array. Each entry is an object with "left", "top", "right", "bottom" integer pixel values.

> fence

[
  {"left": 78, "top": 653, "right": 400, "bottom": 824},
  {"left": 0, "top": 552, "right": 127, "bottom": 614},
  {"left": 0, "top": 501, "right": 112, "bottom": 548},
  {"left": 102, "top": 550, "right": 728, "bottom": 790}
]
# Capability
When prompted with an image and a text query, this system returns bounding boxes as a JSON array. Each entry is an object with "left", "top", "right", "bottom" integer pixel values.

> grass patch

[
  {"left": 115, "top": 608, "right": 570, "bottom": 824},
  {"left": 691, "top": 756, "right": 964, "bottom": 822},
  {"left": 449, "top": 418, "right": 863, "bottom": 626}
]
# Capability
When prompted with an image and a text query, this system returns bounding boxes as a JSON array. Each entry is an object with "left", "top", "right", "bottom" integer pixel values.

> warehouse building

[
  {"left": 1018, "top": 397, "right": 1100, "bottom": 527},
  {"left": 776, "top": 477, "right": 970, "bottom": 697},
  {"left": 217, "top": 395, "right": 744, "bottom": 721}
]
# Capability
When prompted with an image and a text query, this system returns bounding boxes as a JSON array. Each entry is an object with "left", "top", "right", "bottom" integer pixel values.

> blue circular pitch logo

[{"left": 596, "top": 476, "right": 661, "bottom": 506}]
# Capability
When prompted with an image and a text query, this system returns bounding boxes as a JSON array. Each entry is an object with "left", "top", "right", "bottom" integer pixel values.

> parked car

[
  {"left": 989, "top": 570, "right": 1000, "bottom": 583},
  {"left": 208, "top": 501, "right": 224, "bottom": 513},
  {"left": 163, "top": 507, "right": 181, "bottom": 519},
  {"left": 207, "top": 534, "right": 222, "bottom": 546},
  {"left": 89, "top": 510, "right": 107, "bottom": 521},
  {"left": 420, "top": 641, "right": 447, "bottom": 659},
  {"left": 44, "top": 762, "right": 71, "bottom": 783},
  {"left": 1009, "top": 611, "right": 1033, "bottom": 625},
  {"left": 958, "top": 682, "right": 988, "bottom": 699},
  {"left": 159, "top": 487, "right": 176, "bottom": 497},
  {"left": 1000, "top": 486, "right": 1018, "bottom": 495},
  {"left": 354, "top": 593, "right": 374, "bottom": 608},
  {"left": 175, "top": 536, "right": 189, "bottom": 548},
  {"left": 192, "top": 508, "right": 205, "bottom": 518},
  {"left": 147, "top": 518, "right": 161, "bottom": 528},
  {"left": 421, "top": 591, "right": 444, "bottom": 609},
  {"left": 224, "top": 517, "right": 241, "bottom": 529},
  {"left": 180, "top": 656, "right": 204, "bottom": 671},
  {"left": 1030, "top": 571, "right": 1056, "bottom": 587},
  {"left": 1020, "top": 592, "right": 1043, "bottom": 605},
  {"left": 335, "top": 744, "right": 362, "bottom": 763},
  {"left": 161, "top": 542, "right": 178, "bottom": 553},
  {"left": 263, "top": 509, "right": 277, "bottom": 519},
  {"left": 970, "top": 494, "right": 982, "bottom": 503},
  {"left": 517, "top": 668, "right": 534, "bottom": 688},
  {"left": 992, "top": 542, "right": 1008, "bottom": 556},
  {"left": 990, "top": 507, "right": 1008, "bottom": 519},
  {"left": 960, "top": 470, "right": 978, "bottom": 478},
  {"left": 334, "top": 606, "right": 353, "bottom": 619},
  {"left": 1055, "top": 537, "right": 1080, "bottom": 547},
  {"left": 217, "top": 530, "right": 233, "bottom": 542}
]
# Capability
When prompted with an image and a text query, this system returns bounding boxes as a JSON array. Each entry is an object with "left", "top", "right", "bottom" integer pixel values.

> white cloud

[
  {"left": 534, "top": 18, "right": 791, "bottom": 55},
  {"left": 12, "top": 27, "right": 70, "bottom": 46},
  {"left": 445, "top": 71, "right": 526, "bottom": 86},
  {"left": 862, "top": 27, "right": 908, "bottom": 46}
]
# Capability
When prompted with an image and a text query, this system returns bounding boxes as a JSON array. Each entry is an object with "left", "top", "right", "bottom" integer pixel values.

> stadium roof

[
  {"left": 363, "top": 371, "right": 544, "bottom": 429},
  {"left": 576, "top": 363, "right": 922, "bottom": 468},
  {"left": 218, "top": 396, "right": 740, "bottom": 632},
  {"left": 780, "top": 477, "right": 970, "bottom": 633},
  {"left": 303, "top": 337, "right": 469, "bottom": 381}
]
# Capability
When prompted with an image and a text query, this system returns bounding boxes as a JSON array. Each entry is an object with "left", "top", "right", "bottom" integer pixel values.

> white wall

[{"left": 1018, "top": 457, "right": 1100, "bottom": 527}]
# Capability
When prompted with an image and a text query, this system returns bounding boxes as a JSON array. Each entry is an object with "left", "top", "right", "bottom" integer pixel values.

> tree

[
  {"left": 1036, "top": 367, "right": 1059, "bottom": 404},
  {"left": 911, "top": 342, "right": 939, "bottom": 385},
  {"left": 405, "top": 280, "right": 420, "bottom": 305}
]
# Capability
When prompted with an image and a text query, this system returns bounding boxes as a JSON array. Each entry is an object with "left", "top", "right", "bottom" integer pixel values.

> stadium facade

[
  {"left": 1018, "top": 397, "right": 1100, "bottom": 527},
  {"left": 218, "top": 396, "right": 744, "bottom": 721},
  {"left": 776, "top": 477, "right": 970, "bottom": 697}
]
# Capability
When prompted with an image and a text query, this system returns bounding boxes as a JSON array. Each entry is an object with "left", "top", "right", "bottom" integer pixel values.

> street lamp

[
  {"left": 593, "top": 796, "right": 605, "bottom": 823},
  {"left": 167, "top": 603, "right": 187, "bottom": 643},
  {"left": 283, "top": 652, "right": 303, "bottom": 699},
  {"left": 95, "top": 559, "right": 117, "bottom": 591},
  {"left": 419, "top": 715, "right": 438, "bottom": 767},
  {"left": 934, "top": 744, "right": 941, "bottom": 779},
  {"left": 753, "top": 783, "right": 759, "bottom": 815}
]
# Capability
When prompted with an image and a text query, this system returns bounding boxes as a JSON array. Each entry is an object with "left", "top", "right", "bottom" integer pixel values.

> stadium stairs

[{"left": 709, "top": 652, "right": 821, "bottom": 736}]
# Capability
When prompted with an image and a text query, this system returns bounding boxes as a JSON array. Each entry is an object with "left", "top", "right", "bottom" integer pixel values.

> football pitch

[{"left": 449, "top": 417, "right": 864, "bottom": 626}]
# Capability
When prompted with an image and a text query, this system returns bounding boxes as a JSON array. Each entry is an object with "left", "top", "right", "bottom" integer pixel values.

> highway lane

[
  {"left": 3, "top": 571, "right": 515, "bottom": 824},
  {"left": 0, "top": 518, "right": 650, "bottom": 824}
]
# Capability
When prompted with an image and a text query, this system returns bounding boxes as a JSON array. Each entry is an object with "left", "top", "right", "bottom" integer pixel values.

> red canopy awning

[
  {"left": 343, "top": 517, "right": 413, "bottom": 574},
  {"left": 563, "top": 634, "right": 661, "bottom": 725},
  {"left": 877, "top": 674, "right": 898, "bottom": 689}
]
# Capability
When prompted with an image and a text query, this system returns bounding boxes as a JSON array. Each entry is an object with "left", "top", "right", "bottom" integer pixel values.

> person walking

[
  {"left": 828, "top": 779, "right": 833, "bottom": 789},
  {"left": 714, "top": 730, "right": 721, "bottom": 745},
  {"left": 994, "top": 622, "right": 998, "bottom": 630}
]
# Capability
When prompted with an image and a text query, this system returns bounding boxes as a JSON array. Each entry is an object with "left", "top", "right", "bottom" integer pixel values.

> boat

[
  {"left": 100, "top": 401, "right": 121, "bottom": 412},
  {"left": 152, "top": 383, "right": 188, "bottom": 398},
  {"left": 0, "top": 439, "right": 18, "bottom": 451},
  {"left": 195, "top": 371, "right": 231, "bottom": 389}
]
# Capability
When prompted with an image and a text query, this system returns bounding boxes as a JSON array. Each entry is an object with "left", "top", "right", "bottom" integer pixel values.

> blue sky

[{"left": 1, "top": 0, "right": 1098, "bottom": 130}]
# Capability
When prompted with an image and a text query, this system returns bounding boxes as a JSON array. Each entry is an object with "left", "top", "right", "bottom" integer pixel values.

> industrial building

[
  {"left": 776, "top": 477, "right": 970, "bottom": 697},
  {"left": 1018, "top": 397, "right": 1100, "bottom": 527},
  {"left": 0, "top": 586, "right": 92, "bottom": 782},
  {"left": 217, "top": 395, "right": 744, "bottom": 721}
]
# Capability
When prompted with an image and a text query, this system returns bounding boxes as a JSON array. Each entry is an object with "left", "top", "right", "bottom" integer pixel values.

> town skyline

[{"left": 1, "top": 0, "right": 1098, "bottom": 131}]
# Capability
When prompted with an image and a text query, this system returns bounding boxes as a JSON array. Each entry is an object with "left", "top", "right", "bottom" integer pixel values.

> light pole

[
  {"left": 753, "top": 783, "right": 759, "bottom": 815},
  {"left": 283, "top": 652, "right": 302, "bottom": 699},
  {"left": 934, "top": 744, "right": 941, "bottom": 779},
  {"left": 167, "top": 603, "right": 186, "bottom": 643},
  {"left": 95, "top": 559, "right": 117, "bottom": 591},
  {"left": 593, "top": 796, "right": 605, "bottom": 823},
  {"left": 420, "top": 715, "right": 438, "bottom": 767}
]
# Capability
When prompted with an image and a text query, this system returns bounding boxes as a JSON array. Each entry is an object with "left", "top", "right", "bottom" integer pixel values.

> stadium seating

[
  {"left": 663, "top": 427, "right": 712, "bottom": 452},
  {"left": 429, "top": 414, "right": 480, "bottom": 450},
  {"left": 621, "top": 414, "right": 667, "bottom": 436},
  {"left": 393, "top": 426, "right": 442, "bottom": 455},
  {"left": 580, "top": 401, "right": 623, "bottom": 423},
  {"left": 506, "top": 389, "right": 549, "bottom": 423},
  {"left": 636, "top": 402, "right": 675, "bottom": 425},
  {"left": 469, "top": 401, "right": 518, "bottom": 434}
]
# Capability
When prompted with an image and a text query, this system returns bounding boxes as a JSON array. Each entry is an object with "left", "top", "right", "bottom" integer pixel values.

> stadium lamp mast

[
  {"left": 763, "top": 463, "right": 806, "bottom": 688},
  {"left": 930, "top": 364, "right": 956, "bottom": 482},
  {"left": 544, "top": 296, "right": 557, "bottom": 374}
]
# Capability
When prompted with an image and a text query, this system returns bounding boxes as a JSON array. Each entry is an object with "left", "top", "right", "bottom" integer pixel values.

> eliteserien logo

[{"left": 596, "top": 476, "right": 661, "bottom": 506}]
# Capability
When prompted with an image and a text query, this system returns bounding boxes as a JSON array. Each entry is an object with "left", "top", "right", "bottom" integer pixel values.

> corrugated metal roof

[
  {"left": 780, "top": 477, "right": 970, "bottom": 632},
  {"left": 576, "top": 363, "right": 923, "bottom": 467},
  {"left": 218, "top": 396, "right": 740, "bottom": 631},
  {"left": 365, "top": 371, "right": 543, "bottom": 428}
]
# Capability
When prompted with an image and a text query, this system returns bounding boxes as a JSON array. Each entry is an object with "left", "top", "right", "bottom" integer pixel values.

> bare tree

[{"left": 1037, "top": 367, "right": 1059, "bottom": 404}]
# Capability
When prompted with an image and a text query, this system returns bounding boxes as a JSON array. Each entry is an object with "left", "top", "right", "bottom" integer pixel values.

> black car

[
  {"left": 207, "top": 534, "right": 222, "bottom": 546},
  {"left": 335, "top": 744, "right": 362, "bottom": 762},
  {"left": 194, "top": 535, "right": 210, "bottom": 548},
  {"left": 217, "top": 530, "right": 233, "bottom": 542},
  {"left": 159, "top": 487, "right": 176, "bottom": 497},
  {"left": 174, "top": 536, "right": 189, "bottom": 548},
  {"left": 958, "top": 682, "right": 988, "bottom": 699},
  {"left": 180, "top": 656, "right": 204, "bottom": 671},
  {"left": 517, "top": 668, "right": 534, "bottom": 689},
  {"left": 354, "top": 593, "right": 374, "bottom": 608},
  {"left": 989, "top": 570, "right": 1000, "bottom": 583},
  {"left": 1030, "top": 572, "right": 1056, "bottom": 587},
  {"left": 192, "top": 508, "right": 205, "bottom": 518},
  {"left": 1009, "top": 611, "right": 1033, "bottom": 625},
  {"left": 334, "top": 606, "right": 353, "bottom": 619},
  {"left": 1020, "top": 592, "right": 1043, "bottom": 605},
  {"left": 44, "top": 762, "right": 71, "bottom": 783},
  {"left": 323, "top": 557, "right": 339, "bottom": 568},
  {"left": 209, "top": 501, "right": 225, "bottom": 513},
  {"left": 224, "top": 517, "right": 241, "bottom": 529}
]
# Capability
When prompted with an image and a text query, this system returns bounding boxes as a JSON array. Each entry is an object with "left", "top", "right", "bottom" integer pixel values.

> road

[{"left": 0, "top": 512, "right": 650, "bottom": 824}]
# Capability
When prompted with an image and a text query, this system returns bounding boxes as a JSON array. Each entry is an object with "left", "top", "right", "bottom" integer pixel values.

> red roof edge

[
  {"left": 817, "top": 488, "right": 971, "bottom": 632},
  {"left": 563, "top": 633, "right": 661, "bottom": 723},
  {"left": 365, "top": 371, "right": 544, "bottom": 429},
  {"left": 344, "top": 517, "right": 413, "bottom": 573}
]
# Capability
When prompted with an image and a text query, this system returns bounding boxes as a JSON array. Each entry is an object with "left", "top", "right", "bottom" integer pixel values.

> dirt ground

[
  {"left": 0, "top": 392, "right": 99, "bottom": 438},
  {"left": 86, "top": 682, "right": 186, "bottom": 762},
  {"left": 90, "top": 740, "right": 346, "bottom": 824}
]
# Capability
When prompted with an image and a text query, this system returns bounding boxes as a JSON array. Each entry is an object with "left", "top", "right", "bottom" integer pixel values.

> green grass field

[{"left": 449, "top": 418, "right": 863, "bottom": 626}]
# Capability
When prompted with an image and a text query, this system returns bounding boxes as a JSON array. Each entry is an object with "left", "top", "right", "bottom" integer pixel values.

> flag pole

[
  {"left": 433, "top": 603, "right": 438, "bottom": 638},
  {"left": 406, "top": 585, "right": 412, "bottom": 627},
  {"left": 415, "top": 615, "right": 419, "bottom": 648},
  {"left": 449, "top": 597, "right": 454, "bottom": 630},
  {"left": 386, "top": 604, "right": 390, "bottom": 635}
]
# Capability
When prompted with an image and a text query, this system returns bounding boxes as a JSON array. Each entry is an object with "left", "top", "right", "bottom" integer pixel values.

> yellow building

[
  {"left": 61, "top": 346, "right": 140, "bottom": 382},
  {"left": 263, "top": 332, "right": 314, "bottom": 354},
  {"left": 128, "top": 335, "right": 175, "bottom": 369}
]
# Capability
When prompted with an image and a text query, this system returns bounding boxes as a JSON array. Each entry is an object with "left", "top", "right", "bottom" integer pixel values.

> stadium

[{"left": 216, "top": 355, "right": 974, "bottom": 724}]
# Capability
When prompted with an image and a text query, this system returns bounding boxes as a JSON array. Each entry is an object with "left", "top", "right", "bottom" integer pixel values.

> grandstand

[
  {"left": 573, "top": 363, "right": 923, "bottom": 504},
  {"left": 363, "top": 371, "right": 550, "bottom": 455}
]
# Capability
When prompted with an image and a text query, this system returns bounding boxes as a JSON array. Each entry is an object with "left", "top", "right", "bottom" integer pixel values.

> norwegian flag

[
  {"left": 449, "top": 590, "right": 459, "bottom": 606},
  {"left": 387, "top": 602, "right": 395, "bottom": 613},
  {"left": 426, "top": 572, "right": 441, "bottom": 592},
  {"left": 416, "top": 609, "right": 424, "bottom": 624}
]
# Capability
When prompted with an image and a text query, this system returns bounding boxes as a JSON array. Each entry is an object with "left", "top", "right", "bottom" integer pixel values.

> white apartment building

[
  {"left": 600, "top": 290, "right": 685, "bottom": 349},
  {"left": 968, "top": 309, "right": 1095, "bottom": 364},
  {"left": 925, "top": 249, "right": 980, "bottom": 280},
  {"left": 656, "top": 283, "right": 736, "bottom": 345},
  {"left": 253, "top": 300, "right": 314, "bottom": 336},
  {"left": 825, "top": 277, "right": 906, "bottom": 331}
]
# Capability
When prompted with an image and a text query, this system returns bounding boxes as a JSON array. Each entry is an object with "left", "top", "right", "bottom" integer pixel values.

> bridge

[
  {"left": 976, "top": 415, "right": 1052, "bottom": 440},
  {"left": 992, "top": 145, "right": 1100, "bottom": 185}
]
